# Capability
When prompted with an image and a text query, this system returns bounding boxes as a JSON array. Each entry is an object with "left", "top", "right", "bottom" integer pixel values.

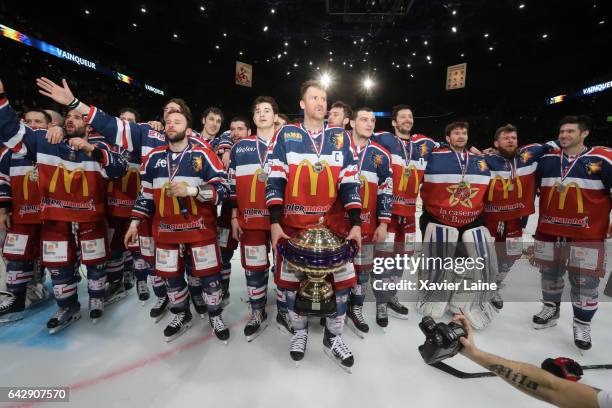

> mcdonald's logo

[
  {"left": 250, "top": 168, "right": 264, "bottom": 203},
  {"left": 291, "top": 160, "right": 335, "bottom": 198},
  {"left": 108, "top": 167, "right": 141, "bottom": 193},
  {"left": 359, "top": 175, "right": 370, "bottom": 209},
  {"left": 159, "top": 182, "right": 197, "bottom": 217},
  {"left": 546, "top": 182, "right": 584, "bottom": 213},
  {"left": 49, "top": 164, "right": 88, "bottom": 196},
  {"left": 398, "top": 164, "right": 419, "bottom": 193},
  {"left": 22, "top": 169, "right": 37, "bottom": 200},
  {"left": 487, "top": 175, "right": 523, "bottom": 201}
]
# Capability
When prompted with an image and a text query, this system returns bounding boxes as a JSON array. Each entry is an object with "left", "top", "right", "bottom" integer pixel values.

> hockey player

[
  {"left": 274, "top": 114, "right": 289, "bottom": 131},
  {"left": 327, "top": 101, "right": 352, "bottom": 129},
  {"left": 532, "top": 115, "right": 612, "bottom": 350},
  {"left": 326, "top": 107, "right": 393, "bottom": 337},
  {"left": 216, "top": 116, "right": 250, "bottom": 309},
  {"left": 482, "top": 124, "right": 558, "bottom": 309},
  {"left": 35, "top": 77, "right": 209, "bottom": 323},
  {"left": 228, "top": 97, "right": 278, "bottom": 341},
  {"left": 125, "top": 109, "right": 231, "bottom": 342},
  {"left": 417, "top": 121, "right": 497, "bottom": 329},
  {"left": 267, "top": 80, "right": 362, "bottom": 370},
  {"left": 0, "top": 79, "right": 128, "bottom": 333},
  {"left": 0, "top": 110, "right": 53, "bottom": 323},
  {"left": 370, "top": 105, "right": 437, "bottom": 327}
]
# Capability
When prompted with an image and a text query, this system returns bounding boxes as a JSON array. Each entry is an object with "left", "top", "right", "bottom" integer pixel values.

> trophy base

[{"left": 294, "top": 294, "right": 337, "bottom": 317}]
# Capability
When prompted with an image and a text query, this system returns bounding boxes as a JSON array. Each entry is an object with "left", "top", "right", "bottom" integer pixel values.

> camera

[{"left": 418, "top": 316, "right": 467, "bottom": 365}]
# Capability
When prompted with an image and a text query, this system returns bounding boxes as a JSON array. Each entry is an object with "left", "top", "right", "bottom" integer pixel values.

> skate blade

[
  {"left": 104, "top": 291, "right": 128, "bottom": 307},
  {"left": 533, "top": 320, "right": 559, "bottom": 330},
  {"left": 246, "top": 322, "right": 269, "bottom": 342},
  {"left": 0, "top": 312, "right": 25, "bottom": 326},
  {"left": 48, "top": 312, "right": 82, "bottom": 334},
  {"left": 345, "top": 318, "right": 366, "bottom": 339},
  {"left": 165, "top": 322, "right": 192, "bottom": 343},
  {"left": 387, "top": 309, "right": 409, "bottom": 320},
  {"left": 323, "top": 346, "right": 352, "bottom": 374},
  {"left": 276, "top": 322, "right": 294, "bottom": 336}
]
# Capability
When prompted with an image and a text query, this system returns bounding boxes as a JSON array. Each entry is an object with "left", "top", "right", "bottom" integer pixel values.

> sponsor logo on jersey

[
  {"left": 371, "top": 154, "right": 383, "bottom": 168},
  {"left": 284, "top": 132, "right": 303, "bottom": 142},
  {"left": 148, "top": 130, "right": 166, "bottom": 142},
  {"left": 585, "top": 160, "right": 602, "bottom": 175},
  {"left": 192, "top": 156, "right": 203, "bottom": 172},
  {"left": 153, "top": 158, "right": 167, "bottom": 169}
]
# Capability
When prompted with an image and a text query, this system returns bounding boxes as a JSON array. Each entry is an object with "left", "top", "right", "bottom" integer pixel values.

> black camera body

[{"left": 418, "top": 316, "right": 467, "bottom": 365}]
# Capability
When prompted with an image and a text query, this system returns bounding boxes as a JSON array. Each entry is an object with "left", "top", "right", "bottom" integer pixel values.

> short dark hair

[
  {"left": 392, "top": 104, "right": 413, "bottom": 122},
  {"left": 167, "top": 110, "right": 192, "bottom": 128},
  {"left": 300, "top": 79, "right": 326, "bottom": 100},
  {"left": 25, "top": 109, "right": 52, "bottom": 124},
  {"left": 202, "top": 106, "right": 224, "bottom": 123},
  {"left": 445, "top": 121, "right": 469, "bottom": 136},
  {"left": 277, "top": 113, "right": 290, "bottom": 123},
  {"left": 165, "top": 98, "right": 191, "bottom": 119},
  {"left": 352, "top": 107, "right": 374, "bottom": 120},
  {"left": 559, "top": 115, "right": 591, "bottom": 132},
  {"left": 494, "top": 124, "right": 517, "bottom": 140},
  {"left": 251, "top": 96, "right": 279, "bottom": 114},
  {"left": 331, "top": 101, "right": 352, "bottom": 120},
  {"left": 230, "top": 116, "right": 251, "bottom": 130},
  {"left": 119, "top": 107, "right": 140, "bottom": 122}
]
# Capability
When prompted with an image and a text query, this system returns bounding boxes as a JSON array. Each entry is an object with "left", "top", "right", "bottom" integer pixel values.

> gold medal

[
  {"left": 166, "top": 189, "right": 172, "bottom": 197},
  {"left": 458, "top": 180, "right": 468, "bottom": 189},
  {"left": 556, "top": 184, "right": 566, "bottom": 193},
  {"left": 257, "top": 172, "right": 268, "bottom": 182},
  {"left": 507, "top": 183, "right": 514, "bottom": 192},
  {"left": 313, "top": 161, "right": 324, "bottom": 173},
  {"left": 30, "top": 167, "right": 39, "bottom": 182},
  {"left": 403, "top": 167, "right": 411, "bottom": 178}
]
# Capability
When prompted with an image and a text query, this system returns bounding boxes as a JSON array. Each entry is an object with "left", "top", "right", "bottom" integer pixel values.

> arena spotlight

[
  {"left": 363, "top": 77, "right": 374, "bottom": 90},
  {"left": 320, "top": 72, "right": 332, "bottom": 88}
]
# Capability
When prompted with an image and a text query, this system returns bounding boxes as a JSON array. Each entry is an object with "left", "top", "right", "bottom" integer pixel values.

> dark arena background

[{"left": 0, "top": 1, "right": 611, "bottom": 407}]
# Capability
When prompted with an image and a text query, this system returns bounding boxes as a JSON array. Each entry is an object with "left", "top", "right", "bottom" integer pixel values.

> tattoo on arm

[{"left": 488, "top": 364, "right": 540, "bottom": 392}]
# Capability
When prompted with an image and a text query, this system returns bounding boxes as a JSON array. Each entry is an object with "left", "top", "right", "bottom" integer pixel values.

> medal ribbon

[
  {"left": 559, "top": 147, "right": 587, "bottom": 183},
  {"left": 454, "top": 150, "right": 470, "bottom": 181},
  {"left": 356, "top": 140, "right": 371, "bottom": 175},
  {"left": 255, "top": 136, "right": 270, "bottom": 171},
  {"left": 166, "top": 145, "right": 191, "bottom": 182},
  {"left": 398, "top": 136, "right": 413, "bottom": 167},
  {"left": 304, "top": 123, "right": 326, "bottom": 163}
]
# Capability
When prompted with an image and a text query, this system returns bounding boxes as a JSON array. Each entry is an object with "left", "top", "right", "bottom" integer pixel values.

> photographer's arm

[{"left": 454, "top": 315, "right": 600, "bottom": 408}]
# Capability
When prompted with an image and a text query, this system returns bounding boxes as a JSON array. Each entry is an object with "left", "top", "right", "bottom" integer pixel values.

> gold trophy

[{"left": 279, "top": 225, "right": 356, "bottom": 316}]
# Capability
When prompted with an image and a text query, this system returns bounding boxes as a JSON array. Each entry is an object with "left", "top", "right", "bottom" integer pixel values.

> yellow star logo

[{"left": 446, "top": 182, "right": 480, "bottom": 208}]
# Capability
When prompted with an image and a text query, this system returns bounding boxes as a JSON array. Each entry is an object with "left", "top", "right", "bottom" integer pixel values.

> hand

[
  {"left": 222, "top": 150, "right": 231, "bottom": 170},
  {"left": 69, "top": 138, "right": 94, "bottom": 155},
  {"left": 45, "top": 125, "right": 65, "bottom": 144},
  {"left": 36, "top": 78, "right": 75, "bottom": 105},
  {"left": 372, "top": 223, "right": 388, "bottom": 243},
  {"left": 482, "top": 147, "right": 498, "bottom": 155},
  {"left": 0, "top": 79, "right": 4, "bottom": 94},
  {"left": 231, "top": 217, "right": 243, "bottom": 241},
  {"left": 271, "top": 223, "right": 290, "bottom": 256},
  {"left": 148, "top": 121, "right": 163, "bottom": 131},
  {"left": 541, "top": 357, "right": 583, "bottom": 382},
  {"left": 452, "top": 314, "right": 479, "bottom": 359},
  {"left": 469, "top": 146, "right": 483, "bottom": 155},
  {"left": 124, "top": 225, "right": 139, "bottom": 249},
  {"left": 169, "top": 181, "right": 189, "bottom": 197},
  {"left": 0, "top": 208, "right": 11, "bottom": 230},
  {"left": 346, "top": 225, "right": 362, "bottom": 251}
]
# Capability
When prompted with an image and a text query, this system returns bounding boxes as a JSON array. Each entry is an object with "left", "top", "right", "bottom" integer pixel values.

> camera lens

[{"left": 419, "top": 316, "right": 437, "bottom": 335}]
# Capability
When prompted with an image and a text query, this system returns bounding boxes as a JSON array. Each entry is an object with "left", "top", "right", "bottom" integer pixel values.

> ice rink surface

[{"left": 1, "top": 212, "right": 611, "bottom": 408}]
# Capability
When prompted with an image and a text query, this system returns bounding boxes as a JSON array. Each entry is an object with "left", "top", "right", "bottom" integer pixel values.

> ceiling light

[
  {"left": 542, "top": 33, "right": 548, "bottom": 38},
  {"left": 518, "top": 3, "right": 525, "bottom": 9},
  {"left": 320, "top": 72, "right": 332, "bottom": 88},
  {"left": 271, "top": 8, "right": 275, "bottom": 14},
  {"left": 263, "top": 26, "right": 268, "bottom": 32},
  {"left": 488, "top": 46, "right": 494, "bottom": 51},
  {"left": 423, "top": 40, "right": 428, "bottom": 45},
  {"left": 132, "top": 23, "right": 137, "bottom": 27},
  {"left": 200, "top": 5, "right": 205, "bottom": 11},
  {"left": 173, "top": 33, "right": 178, "bottom": 38},
  {"left": 363, "top": 77, "right": 374, "bottom": 90},
  {"left": 484, "top": 33, "right": 489, "bottom": 38},
  {"left": 140, "top": 7, "right": 146, "bottom": 13},
  {"left": 84, "top": 9, "right": 90, "bottom": 15},
  {"left": 451, "top": 26, "right": 457, "bottom": 33}
]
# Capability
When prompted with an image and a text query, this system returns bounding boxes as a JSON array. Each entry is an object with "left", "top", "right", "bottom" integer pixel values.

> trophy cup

[{"left": 279, "top": 225, "right": 356, "bottom": 316}]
